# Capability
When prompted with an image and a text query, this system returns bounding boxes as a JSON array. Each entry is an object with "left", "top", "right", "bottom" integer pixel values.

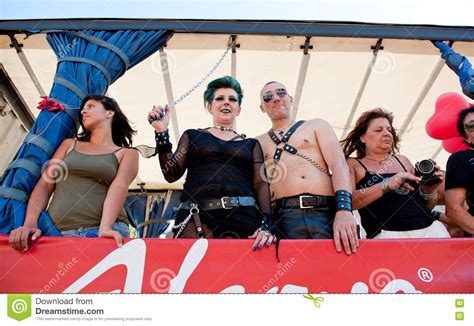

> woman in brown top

[{"left": 9, "top": 95, "right": 139, "bottom": 250}]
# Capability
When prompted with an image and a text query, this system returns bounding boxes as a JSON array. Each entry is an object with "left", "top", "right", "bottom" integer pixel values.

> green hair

[{"left": 203, "top": 76, "right": 243, "bottom": 107}]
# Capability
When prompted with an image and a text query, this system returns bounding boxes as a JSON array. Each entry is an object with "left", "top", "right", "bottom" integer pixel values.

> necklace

[
  {"left": 212, "top": 125, "right": 234, "bottom": 132},
  {"left": 272, "top": 121, "right": 295, "bottom": 137},
  {"left": 364, "top": 154, "right": 391, "bottom": 165}
]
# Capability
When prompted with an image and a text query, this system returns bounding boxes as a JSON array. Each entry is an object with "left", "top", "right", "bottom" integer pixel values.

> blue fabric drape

[
  {"left": 124, "top": 191, "right": 180, "bottom": 238},
  {"left": 433, "top": 41, "right": 474, "bottom": 99},
  {"left": 0, "top": 29, "right": 173, "bottom": 235}
]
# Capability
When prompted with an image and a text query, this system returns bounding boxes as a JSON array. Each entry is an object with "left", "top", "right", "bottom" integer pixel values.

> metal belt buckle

[
  {"left": 299, "top": 195, "right": 315, "bottom": 209},
  {"left": 190, "top": 202, "right": 199, "bottom": 214},
  {"left": 221, "top": 196, "right": 232, "bottom": 209}
]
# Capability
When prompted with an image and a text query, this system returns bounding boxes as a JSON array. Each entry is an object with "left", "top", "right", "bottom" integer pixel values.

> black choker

[{"left": 212, "top": 125, "right": 234, "bottom": 132}]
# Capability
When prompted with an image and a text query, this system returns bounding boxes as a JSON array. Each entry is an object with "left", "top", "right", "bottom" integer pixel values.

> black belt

[
  {"left": 180, "top": 196, "right": 256, "bottom": 211},
  {"left": 275, "top": 194, "right": 335, "bottom": 209}
]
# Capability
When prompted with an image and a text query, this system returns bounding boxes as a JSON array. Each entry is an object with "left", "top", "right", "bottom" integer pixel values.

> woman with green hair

[{"left": 148, "top": 76, "right": 276, "bottom": 250}]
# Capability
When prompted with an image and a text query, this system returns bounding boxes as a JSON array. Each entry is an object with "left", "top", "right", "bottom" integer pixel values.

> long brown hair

[
  {"left": 77, "top": 95, "right": 136, "bottom": 147},
  {"left": 340, "top": 108, "right": 400, "bottom": 158}
]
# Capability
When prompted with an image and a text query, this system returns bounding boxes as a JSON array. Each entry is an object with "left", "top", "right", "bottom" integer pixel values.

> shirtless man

[{"left": 256, "top": 81, "right": 358, "bottom": 254}]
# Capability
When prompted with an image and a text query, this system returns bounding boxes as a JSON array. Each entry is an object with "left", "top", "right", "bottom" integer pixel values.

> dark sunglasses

[
  {"left": 262, "top": 89, "right": 288, "bottom": 103},
  {"left": 464, "top": 120, "right": 474, "bottom": 132}
]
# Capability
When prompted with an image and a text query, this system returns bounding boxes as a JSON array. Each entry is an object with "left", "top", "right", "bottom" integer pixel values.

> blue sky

[{"left": 1, "top": 0, "right": 473, "bottom": 26}]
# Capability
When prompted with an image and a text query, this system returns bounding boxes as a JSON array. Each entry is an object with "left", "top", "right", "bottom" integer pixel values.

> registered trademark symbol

[{"left": 417, "top": 268, "right": 433, "bottom": 282}]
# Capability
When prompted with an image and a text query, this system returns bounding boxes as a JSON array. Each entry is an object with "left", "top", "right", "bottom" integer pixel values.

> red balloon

[
  {"left": 426, "top": 92, "right": 469, "bottom": 140},
  {"left": 442, "top": 136, "right": 470, "bottom": 153}
]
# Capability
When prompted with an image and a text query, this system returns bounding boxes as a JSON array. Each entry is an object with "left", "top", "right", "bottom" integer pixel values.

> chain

[
  {"left": 169, "top": 36, "right": 235, "bottom": 108},
  {"left": 295, "top": 152, "right": 331, "bottom": 176},
  {"left": 172, "top": 211, "right": 193, "bottom": 238},
  {"left": 172, "top": 202, "right": 201, "bottom": 238},
  {"left": 268, "top": 151, "right": 331, "bottom": 183}
]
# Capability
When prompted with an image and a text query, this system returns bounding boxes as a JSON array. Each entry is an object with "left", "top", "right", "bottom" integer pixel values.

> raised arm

[
  {"left": 148, "top": 104, "right": 189, "bottom": 183},
  {"left": 99, "top": 148, "right": 139, "bottom": 246},
  {"left": 156, "top": 130, "right": 190, "bottom": 183},
  {"left": 9, "top": 138, "right": 74, "bottom": 251}
]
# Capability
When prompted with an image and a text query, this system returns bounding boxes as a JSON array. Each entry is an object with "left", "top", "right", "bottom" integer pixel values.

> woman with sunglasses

[
  {"left": 9, "top": 95, "right": 139, "bottom": 251},
  {"left": 148, "top": 76, "right": 276, "bottom": 250},
  {"left": 445, "top": 105, "right": 474, "bottom": 236},
  {"left": 341, "top": 108, "right": 449, "bottom": 239}
]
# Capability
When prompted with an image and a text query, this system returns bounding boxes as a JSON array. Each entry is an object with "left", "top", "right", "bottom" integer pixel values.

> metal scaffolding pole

[
  {"left": 341, "top": 39, "right": 383, "bottom": 139},
  {"left": 9, "top": 34, "right": 46, "bottom": 97},
  {"left": 431, "top": 144, "right": 444, "bottom": 160},
  {"left": 291, "top": 37, "right": 312, "bottom": 120},
  {"left": 159, "top": 48, "right": 180, "bottom": 141},
  {"left": 398, "top": 58, "right": 445, "bottom": 137},
  {"left": 231, "top": 35, "right": 238, "bottom": 130}
]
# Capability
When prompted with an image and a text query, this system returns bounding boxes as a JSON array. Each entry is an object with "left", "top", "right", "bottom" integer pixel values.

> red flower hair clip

[{"left": 37, "top": 96, "right": 65, "bottom": 112}]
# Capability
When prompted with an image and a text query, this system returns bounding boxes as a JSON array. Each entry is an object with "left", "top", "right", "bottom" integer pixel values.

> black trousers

[{"left": 273, "top": 205, "right": 335, "bottom": 239}]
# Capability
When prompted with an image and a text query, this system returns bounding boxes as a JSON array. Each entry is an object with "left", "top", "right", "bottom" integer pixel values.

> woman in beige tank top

[{"left": 9, "top": 95, "right": 139, "bottom": 251}]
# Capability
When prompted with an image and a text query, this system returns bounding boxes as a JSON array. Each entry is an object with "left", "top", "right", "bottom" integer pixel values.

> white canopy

[{"left": 0, "top": 1, "right": 473, "bottom": 187}]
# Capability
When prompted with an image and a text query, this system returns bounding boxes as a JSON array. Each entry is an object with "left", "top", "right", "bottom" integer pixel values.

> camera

[{"left": 414, "top": 159, "right": 440, "bottom": 186}]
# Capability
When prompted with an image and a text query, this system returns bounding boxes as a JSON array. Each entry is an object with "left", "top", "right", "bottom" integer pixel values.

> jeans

[
  {"left": 274, "top": 206, "right": 334, "bottom": 239},
  {"left": 61, "top": 221, "right": 130, "bottom": 237}
]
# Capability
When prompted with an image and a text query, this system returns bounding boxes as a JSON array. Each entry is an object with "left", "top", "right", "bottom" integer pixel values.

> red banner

[{"left": 1, "top": 236, "right": 473, "bottom": 293}]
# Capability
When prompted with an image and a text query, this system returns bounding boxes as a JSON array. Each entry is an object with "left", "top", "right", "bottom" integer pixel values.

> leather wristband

[
  {"left": 335, "top": 190, "right": 352, "bottom": 212},
  {"left": 155, "top": 129, "right": 172, "bottom": 152}
]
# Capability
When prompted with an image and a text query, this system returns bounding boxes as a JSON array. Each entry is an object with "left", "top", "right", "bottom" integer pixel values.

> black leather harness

[{"left": 267, "top": 120, "right": 331, "bottom": 179}]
